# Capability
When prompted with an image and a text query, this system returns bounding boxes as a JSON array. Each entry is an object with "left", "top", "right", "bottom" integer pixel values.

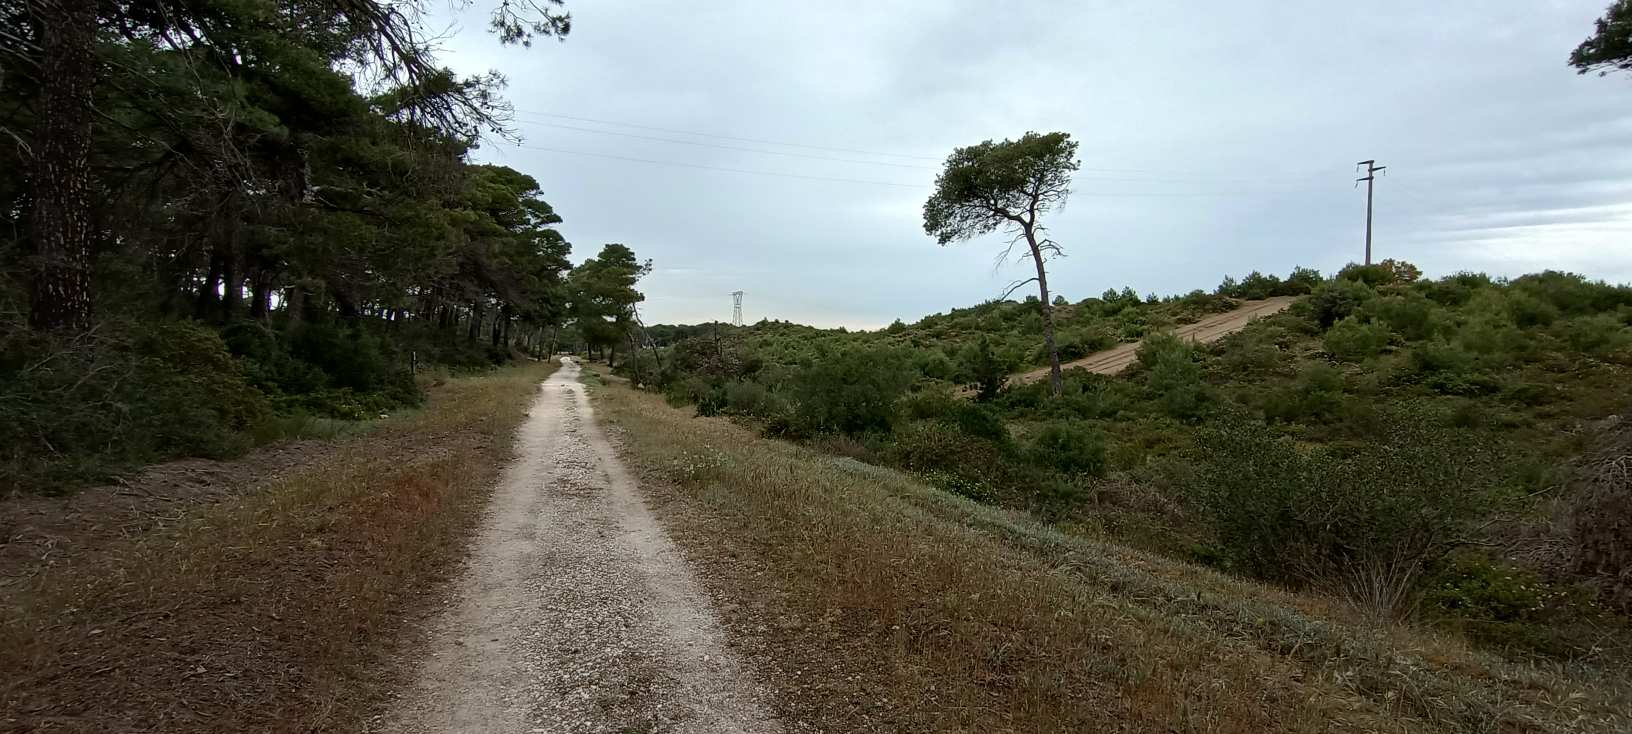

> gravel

[{"left": 381, "top": 359, "right": 782, "bottom": 733}]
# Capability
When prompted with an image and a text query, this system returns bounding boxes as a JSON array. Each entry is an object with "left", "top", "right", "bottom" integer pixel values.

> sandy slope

[{"left": 1011, "top": 296, "right": 1296, "bottom": 384}]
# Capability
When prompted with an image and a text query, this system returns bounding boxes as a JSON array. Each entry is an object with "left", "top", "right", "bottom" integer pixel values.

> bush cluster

[
  {"left": 0, "top": 320, "right": 269, "bottom": 492},
  {"left": 1182, "top": 410, "right": 1499, "bottom": 613},
  {"left": 646, "top": 263, "right": 1632, "bottom": 643}
]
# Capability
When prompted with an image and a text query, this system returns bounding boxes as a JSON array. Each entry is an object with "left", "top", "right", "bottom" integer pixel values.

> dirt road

[
  {"left": 1011, "top": 296, "right": 1295, "bottom": 385},
  {"left": 383, "top": 358, "right": 779, "bottom": 733}
]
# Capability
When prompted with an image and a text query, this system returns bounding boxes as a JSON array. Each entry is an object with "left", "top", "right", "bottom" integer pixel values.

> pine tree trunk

[
  {"left": 1025, "top": 226, "right": 1063, "bottom": 396},
  {"left": 26, "top": 0, "right": 97, "bottom": 333},
  {"left": 221, "top": 262, "right": 241, "bottom": 322},
  {"left": 286, "top": 284, "right": 306, "bottom": 327},
  {"left": 197, "top": 252, "right": 223, "bottom": 320},
  {"left": 249, "top": 270, "right": 271, "bottom": 319}
]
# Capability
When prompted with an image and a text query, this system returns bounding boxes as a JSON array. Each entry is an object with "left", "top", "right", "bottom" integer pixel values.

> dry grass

[
  {"left": 591, "top": 377, "right": 1630, "bottom": 733},
  {"left": 0, "top": 361, "right": 555, "bottom": 733}
]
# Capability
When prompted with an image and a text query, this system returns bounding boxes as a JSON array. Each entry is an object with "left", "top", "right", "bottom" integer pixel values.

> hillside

[
  {"left": 1008, "top": 295, "right": 1296, "bottom": 383},
  {"left": 631, "top": 263, "right": 1632, "bottom": 671},
  {"left": 594, "top": 373, "right": 1631, "bottom": 732}
]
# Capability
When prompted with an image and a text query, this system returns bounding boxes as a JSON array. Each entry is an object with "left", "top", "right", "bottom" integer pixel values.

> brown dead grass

[
  {"left": 591, "top": 377, "right": 1630, "bottom": 733},
  {"left": 0, "top": 361, "right": 554, "bottom": 733}
]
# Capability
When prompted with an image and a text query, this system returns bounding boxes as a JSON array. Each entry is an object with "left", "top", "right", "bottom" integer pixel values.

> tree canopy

[
  {"left": 0, "top": 0, "right": 576, "bottom": 333},
  {"left": 0, "top": 0, "right": 663, "bottom": 489},
  {"left": 923, "top": 132, "right": 1080, "bottom": 247},
  {"left": 923, "top": 131, "right": 1080, "bottom": 395},
  {"left": 1571, "top": 1, "right": 1632, "bottom": 75}
]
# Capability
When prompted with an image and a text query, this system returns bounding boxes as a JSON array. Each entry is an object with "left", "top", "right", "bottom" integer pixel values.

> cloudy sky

[{"left": 431, "top": 1, "right": 1632, "bottom": 328}]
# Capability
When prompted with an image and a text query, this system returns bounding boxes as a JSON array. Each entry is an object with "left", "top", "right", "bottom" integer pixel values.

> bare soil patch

[
  {"left": 1, "top": 440, "right": 336, "bottom": 584},
  {"left": 1010, "top": 296, "right": 1295, "bottom": 385}
]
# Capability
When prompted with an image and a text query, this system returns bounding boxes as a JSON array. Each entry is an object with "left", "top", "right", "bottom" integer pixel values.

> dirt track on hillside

[
  {"left": 382, "top": 359, "right": 779, "bottom": 733},
  {"left": 1012, "top": 296, "right": 1295, "bottom": 385}
]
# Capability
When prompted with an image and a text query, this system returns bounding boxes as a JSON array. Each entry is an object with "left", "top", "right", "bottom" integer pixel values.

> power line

[
  {"left": 511, "top": 117, "right": 935, "bottom": 170},
  {"left": 495, "top": 140, "right": 1328, "bottom": 196},
  {"left": 498, "top": 142, "right": 927, "bottom": 187},
  {"left": 511, "top": 115, "right": 1316, "bottom": 186},
  {"left": 510, "top": 108, "right": 1331, "bottom": 182},
  {"left": 511, "top": 108, "right": 941, "bottom": 161},
  {"left": 509, "top": 117, "right": 1312, "bottom": 186}
]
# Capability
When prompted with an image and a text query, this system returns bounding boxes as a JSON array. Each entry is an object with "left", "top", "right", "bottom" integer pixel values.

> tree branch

[{"left": 999, "top": 277, "right": 1040, "bottom": 300}]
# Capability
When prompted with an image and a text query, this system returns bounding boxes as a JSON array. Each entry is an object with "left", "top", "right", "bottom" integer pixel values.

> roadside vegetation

[
  {"left": 627, "top": 262, "right": 1632, "bottom": 668},
  {"left": 594, "top": 375, "right": 1630, "bottom": 732},
  {"left": 0, "top": 361, "right": 555, "bottom": 732}
]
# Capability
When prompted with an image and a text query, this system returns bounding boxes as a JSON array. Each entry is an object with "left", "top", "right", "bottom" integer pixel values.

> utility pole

[
  {"left": 730, "top": 290, "right": 744, "bottom": 327},
  {"left": 1356, "top": 160, "right": 1386, "bottom": 265}
]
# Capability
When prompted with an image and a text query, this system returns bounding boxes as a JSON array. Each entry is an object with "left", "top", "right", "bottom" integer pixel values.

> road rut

[{"left": 382, "top": 358, "right": 780, "bottom": 733}]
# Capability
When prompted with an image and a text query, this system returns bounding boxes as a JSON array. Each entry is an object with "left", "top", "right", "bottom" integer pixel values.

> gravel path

[
  {"left": 1010, "top": 295, "right": 1296, "bottom": 384},
  {"left": 382, "top": 358, "right": 781, "bottom": 733}
]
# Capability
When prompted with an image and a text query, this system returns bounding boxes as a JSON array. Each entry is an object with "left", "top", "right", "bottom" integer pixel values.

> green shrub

[
  {"left": 1501, "top": 382, "right": 1555, "bottom": 407},
  {"left": 1424, "top": 554, "right": 1548, "bottom": 623},
  {"left": 1456, "top": 311, "right": 1530, "bottom": 366},
  {"left": 0, "top": 320, "right": 270, "bottom": 493},
  {"left": 724, "top": 379, "right": 784, "bottom": 417},
  {"left": 665, "top": 375, "right": 727, "bottom": 416},
  {"left": 1055, "top": 326, "right": 1116, "bottom": 361},
  {"left": 1282, "top": 266, "right": 1323, "bottom": 295},
  {"left": 224, "top": 320, "right": 421, "bottom": 411},
  {"left": 788, "top": 347, "right": 914, "bottom": 436},
  {"left": 1409, "top": 340, "right": 1496, "bottom": 395},
  {"left": 913, "top": 350, "right": 958, "bottom": 381},
  {"left": 1420, "top": 553, "right": 1584, "bottom": 651},
  {"left": 1417, "top": 271, "right": 1494, "bottom": 307},
  {"left": 1361, "top": 291, "right": 1442, "bottom": 341},
  {"left": 1322, "top": 317, "right": 1391, "bottom": 361},
  {"left": 1512, "top": 270, "right": 1632, "bottom": 316},
  {"left": 1025, "top": 420, "right": 1108, "bottom": 476},
  {"left": 958, "top": 337, "right": 1017, "bottom": 402},
  {"left": 1262, "top": 363, "right": 1346, "bottom": 424},
  {"left": 1504, "top": 290, "right": 1560, "bottom": 328},
  {"left": 1182, "top": 413, "right": 1499, "bottom": 613},
  {"left": 1137, "top": 332, "right": 1211, "bottom": 422},
  {"left": 1336, "top": 262, "right": 1397, "bottom": 287},
  {"left": 270, "top": 386, "right": 404, "bottom": 420},
  {"left": 1031, "top": 474, "right": 1093, "bottom": 520},
  {"left": 922, "top": 469, "right": 999, "bottom": 504},
  {"left": 221, "top": 321, "right": 328, "bottom": 395},
  {"left": 889, "top": 420, "right": 1009, "bottom": 495},
  {"left": 1337, "top": 259, "right": 1418, "bottom": 287},
  {"left": 1307, "top": 278, "right": 1377, "bottom": 329},
  {"left": 290, "top": 322, "right": 389, "bottom": 392},
  {"left": 1559, "top": 314, "right": 1630, "bottom": 354},
  {"left": 901, "top": 390, "right": 1010, "bottom": 443},
  {"left": 1234, "top": 270, "right": 1283, "bottom": 300},
  {"left": 1215, "top": 322, "right": 1295, "bottom": 376}
]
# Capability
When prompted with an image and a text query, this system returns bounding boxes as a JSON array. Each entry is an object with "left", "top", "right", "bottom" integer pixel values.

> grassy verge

[
  {"left": 591, "top": 377, "right": 1630, "bottom": 733},
  {"left": 0, "top": 360, "right": 555, "bottom": 732}
]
